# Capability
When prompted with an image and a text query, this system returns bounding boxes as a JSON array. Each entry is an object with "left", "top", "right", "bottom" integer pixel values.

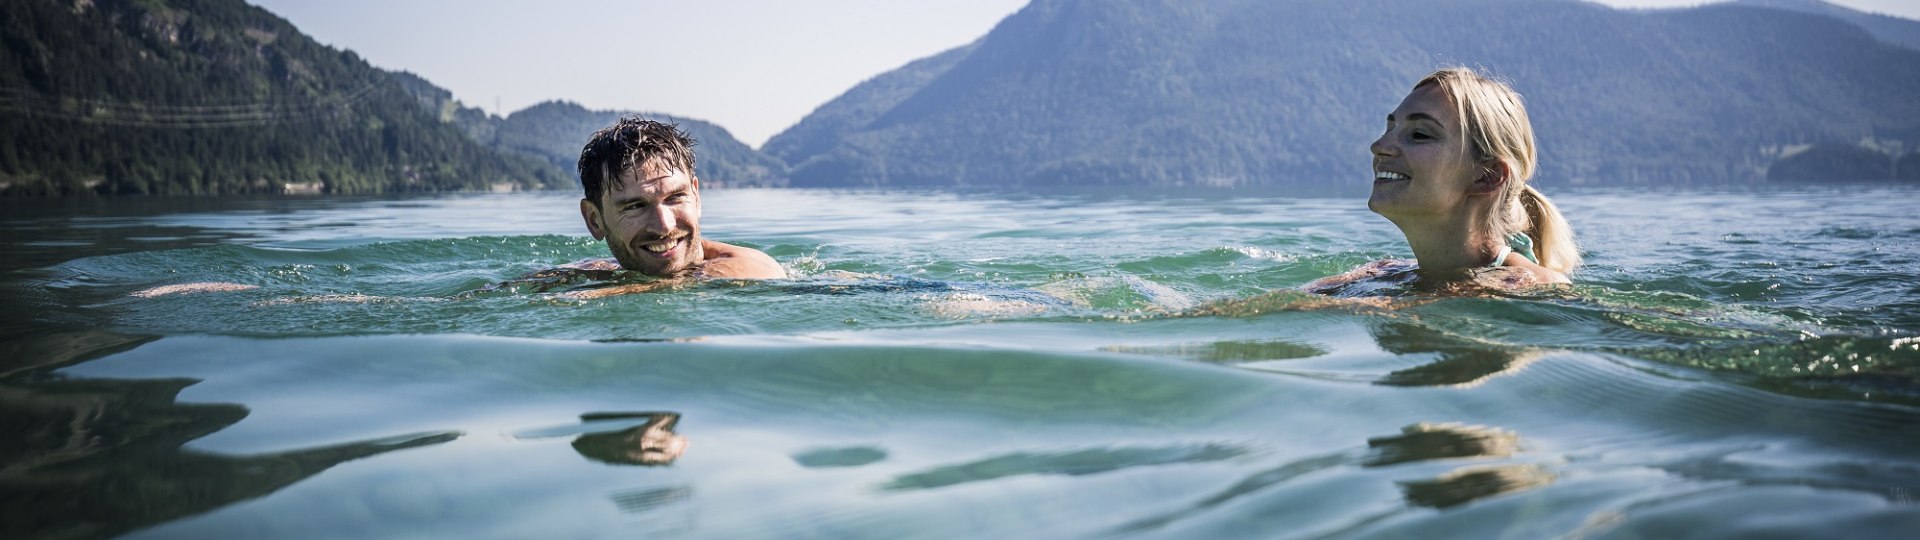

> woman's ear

[{"left": 1469, "top": 160, "right": 1511, "bottom": 195}]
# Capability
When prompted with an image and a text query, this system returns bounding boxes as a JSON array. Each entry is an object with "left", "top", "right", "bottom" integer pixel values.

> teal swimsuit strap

[
  {"left": 1486, "top": 234, "right": 1539, "bottom": 267},
  {"left": 1507, "top": 233, "right": 1538, "bottom": 264}
]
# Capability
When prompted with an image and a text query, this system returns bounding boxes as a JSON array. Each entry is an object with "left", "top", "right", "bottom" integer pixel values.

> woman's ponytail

[
  {"left": 1520, "top": 185, "right": 1580, "bottom": 274},
  {"left": 1424, "top": 67, "right": 1580, "bottom": 276}
]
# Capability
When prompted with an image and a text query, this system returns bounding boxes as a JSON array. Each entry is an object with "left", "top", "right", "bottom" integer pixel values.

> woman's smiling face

[{"left": 1368, "top": 83, "right": 1484, "bottom": 221}]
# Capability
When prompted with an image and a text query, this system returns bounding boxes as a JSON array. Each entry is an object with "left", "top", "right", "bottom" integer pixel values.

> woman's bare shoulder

[{"left": 1474, "top": 261, "right": 1570, "bottom": 289}]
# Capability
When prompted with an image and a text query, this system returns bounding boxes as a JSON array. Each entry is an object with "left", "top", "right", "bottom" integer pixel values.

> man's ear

[
  {"left": 1469, "top": 160, "right": 1510, "bottom": 195},
  {"left": 580, "top": 198, "right": 607, "bottom": 240}
]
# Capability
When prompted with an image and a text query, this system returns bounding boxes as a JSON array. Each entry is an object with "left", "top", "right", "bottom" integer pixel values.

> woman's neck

[{"left": 1391, "top": 210, "right": 1502, "bottom": 274}]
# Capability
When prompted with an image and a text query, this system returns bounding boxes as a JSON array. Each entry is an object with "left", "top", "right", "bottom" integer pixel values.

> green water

[{"left": 2, "top": 188, "right": 1917, "bottom": 538}]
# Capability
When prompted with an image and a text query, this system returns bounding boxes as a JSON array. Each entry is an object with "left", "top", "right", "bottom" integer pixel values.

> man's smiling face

[{"left": 580, "top": 160, "right": 705, "bottom": 277}]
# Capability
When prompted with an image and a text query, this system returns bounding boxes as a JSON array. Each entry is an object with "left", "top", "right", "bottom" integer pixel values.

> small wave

[
  {"left": 130, "top": 282, "right": 260, "bottom": 298},
  {"left": 879, "top": 443, "right": 1248, "bottom": 492},
  {"left": 1033, "top": 274, "right": 1195, "bottom": 313},
  {"left": 1816, "top": 227, "right": 1880, "bottom": 240},
  {"left": 1227, "top": 246, "right": 1297, "bottom": 263},
  {"left": 252, "top": 294, "right": 445, "bottom": 306}
]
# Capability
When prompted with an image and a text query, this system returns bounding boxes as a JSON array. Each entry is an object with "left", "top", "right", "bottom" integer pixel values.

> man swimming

[
  {"left": 574, "top": 117, "right": 785, "bottom": 283},
  {"left": 130, "top": 118, "right": 782, "bottom": 300}
]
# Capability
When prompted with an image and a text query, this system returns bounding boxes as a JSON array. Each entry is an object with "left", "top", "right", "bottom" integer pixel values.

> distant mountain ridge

[
  {"left": 0, "top": 0, "right": 563, "bottom": 196},
  {"left": 1731, "top": 0, "right": 1920, "bottom": 51},
  {"left": 0, "top": 0, "right": 780, "bottom": 197},
  {"left": 7, "top": 0, "right": 1916, "bottom": 195},
  {"left": 494, "top": 102, "right": 787, "bottom": 189},
  {"left": 765, "top": 0, "right": 1920, "bottom": 187},
  {"left": 391, "top": 76, "right": 787, "bottom": 188}
]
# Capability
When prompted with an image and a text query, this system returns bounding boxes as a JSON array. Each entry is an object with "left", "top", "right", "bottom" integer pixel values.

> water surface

[{"left": 2, "top": 187, "right": 1916, "bottom": 538}]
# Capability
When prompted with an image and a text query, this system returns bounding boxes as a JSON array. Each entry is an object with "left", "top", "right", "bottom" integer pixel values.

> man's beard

[{"left": 609, "top": 232, "right": 703, "bottom": 278}]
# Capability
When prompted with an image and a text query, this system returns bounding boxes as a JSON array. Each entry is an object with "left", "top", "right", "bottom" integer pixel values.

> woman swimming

[{"left": 1308, "top": 67, "right": 1579, "bottom": 295}]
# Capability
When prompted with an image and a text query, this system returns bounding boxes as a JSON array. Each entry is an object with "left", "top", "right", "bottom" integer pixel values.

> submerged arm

[
  {"left": 561, "top": 280, "right": 682, "bottom": 300},
  {"left": 1301, "top": 259, "right": 1404, "bottom": 295}
]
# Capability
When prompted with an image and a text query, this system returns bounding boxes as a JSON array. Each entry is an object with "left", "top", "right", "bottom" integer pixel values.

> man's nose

[{"left": 643, "top": 208, "right": 677, "bottom": 235}]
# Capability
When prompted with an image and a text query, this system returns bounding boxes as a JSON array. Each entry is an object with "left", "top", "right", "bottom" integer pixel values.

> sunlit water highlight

[{"left": 2, "top": 187, "right": 1916, "bottom": 538}]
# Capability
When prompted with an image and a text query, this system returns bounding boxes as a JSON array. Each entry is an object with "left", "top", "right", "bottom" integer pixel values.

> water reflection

[
  {"left": 793, "top": 446, "right": 889, "bottom": 469},
  {"left": 569, "top": 412, "right": 689, "bottom": 467},
  {"left": 1368, "top": 423, "right": 1551, "bottom": 509},
  {"left": 1373, "top": 423, "right": 1553, "bottom": 510},
  {"left": 1113, "top": 423, "right": 1549, "bottom": 534},
  {"left": 881, "top": 444, "right": 1245, "bottom": 492},
  {"left": 1112, "top": 451, "right": 1356, "bottom": 533},
  {"left": 0, "top": 376, "right": 457, "bottom": 539},
  {"left": 0, "top": 329, "right": 158, "bottom": 378},
  {"left": 608, "top": 485, "right": 694, "bottom": 515},
  {"left": 1398, "top": 464, "right": 1556, "bottom": 509},
  {"left": 1369, "top": 322, "right": 1542, "bottom": 387},
  {"left": 1364, "top": 422, "right": 1521, "bottom": 467},
  {"left": 1099, "top": 339, "right": 1328, "bottom": 364},
  {"left": 1131, "top": 319, "right": 1545, "bottom": 388}
]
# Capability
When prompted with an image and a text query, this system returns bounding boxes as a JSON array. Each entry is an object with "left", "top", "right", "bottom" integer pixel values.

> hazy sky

[{"left": 248, "top": 0, "right": 1918, "bottom": 148}]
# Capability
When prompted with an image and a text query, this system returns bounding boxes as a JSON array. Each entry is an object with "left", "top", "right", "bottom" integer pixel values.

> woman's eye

[{"left": 1411, "top": 132, "right": 1433, "bottom": 141}]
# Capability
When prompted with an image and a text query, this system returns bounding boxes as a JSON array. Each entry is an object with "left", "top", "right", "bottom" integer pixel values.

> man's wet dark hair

[{"left": 577, "top": 117, "right": 698, "bottom": 204}]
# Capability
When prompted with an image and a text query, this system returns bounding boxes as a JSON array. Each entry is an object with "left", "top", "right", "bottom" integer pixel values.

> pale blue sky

[{"left": 248, "top": 0, "right": 1917, "bottom": 148}]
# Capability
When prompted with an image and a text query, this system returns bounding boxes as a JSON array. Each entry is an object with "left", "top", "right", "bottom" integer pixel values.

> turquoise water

[{"left": 2, "top": 187, "right": 1917, "bottom": 538}]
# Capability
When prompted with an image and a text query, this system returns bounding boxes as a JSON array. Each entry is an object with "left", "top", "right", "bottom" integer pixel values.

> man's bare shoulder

[{"left": 697, "top": 240, "right": 786, "bottom": 280}]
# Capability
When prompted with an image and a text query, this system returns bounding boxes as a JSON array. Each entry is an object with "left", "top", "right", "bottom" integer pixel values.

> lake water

[{"left": 2, "top": 187, "right": 1917, "bottom": 538}]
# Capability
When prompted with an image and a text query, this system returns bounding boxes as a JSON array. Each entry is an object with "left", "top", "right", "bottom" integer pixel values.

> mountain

[
  {"left": 493, "top": 102, "right": 787, "bottom": 188},
  {"left": 764, "top": 0, "right": 1920, "bottom": 187},
  {"left": 0, "top": 0, "right": 563, "bottom": 196},
  {"left": 392, "top": 76, "right": 787, "bottom": 188},
  {"left": 1733, "top": 0, "right": 1920, "bottom": 51},
  {"left": 762, "top": 43, "right": 979, "bottom": 169},
  {"left": 390, "top": 70, "right": 500, "bottom": 150}
]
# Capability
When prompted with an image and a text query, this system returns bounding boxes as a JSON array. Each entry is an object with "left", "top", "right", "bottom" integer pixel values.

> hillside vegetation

[{"left": 0, "top": 0, "right": 563, "bottom": 196}]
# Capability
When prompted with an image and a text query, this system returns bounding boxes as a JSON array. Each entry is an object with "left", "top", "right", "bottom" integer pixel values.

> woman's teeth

[{"left": 1375, "top": 171, "right": 1409, "bottom": 181}]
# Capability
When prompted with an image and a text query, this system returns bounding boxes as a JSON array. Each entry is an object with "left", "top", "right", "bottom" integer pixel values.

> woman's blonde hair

[{"left": 1415, "top": 67, "right": 1580, "bottom": 274}]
